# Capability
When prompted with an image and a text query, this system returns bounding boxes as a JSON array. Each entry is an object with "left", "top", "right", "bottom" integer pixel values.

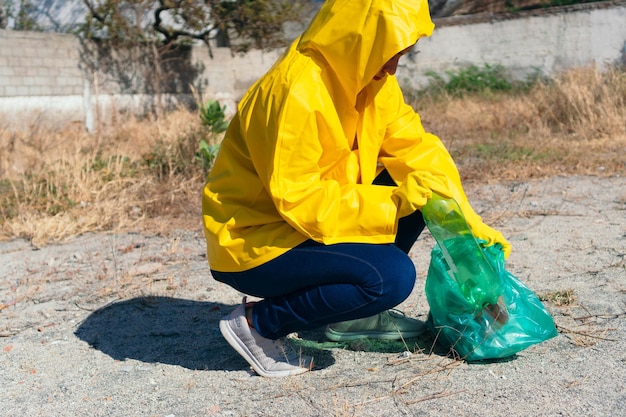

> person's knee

[{"left": 383, "top": 253, "right": 416, "bottom": 307}]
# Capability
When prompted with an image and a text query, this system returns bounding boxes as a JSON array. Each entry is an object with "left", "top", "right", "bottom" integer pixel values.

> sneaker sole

[
  {"left": 324, "top": 327, "right": 426, "bottom": 342},
  {"left": 219, "top": 319, "right": 311, "bottom": 378}
]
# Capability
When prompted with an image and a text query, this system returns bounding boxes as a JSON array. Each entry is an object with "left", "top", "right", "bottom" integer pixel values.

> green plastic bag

[{"left": 425, "top": 243, "right": 558, "bottom": 361}]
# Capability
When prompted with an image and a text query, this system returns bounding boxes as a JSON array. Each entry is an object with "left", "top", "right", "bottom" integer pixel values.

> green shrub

[
  {"left": 425, "top": 64, "right": 515, "bottom": 96},
  {"left": 196, "top": 99, "right": 229, "bottom": 173},
  {"left": 196, "top": 139, "right": 221, "bottom": 173},
  {"left": 199, "top": 100, "right": 229, "bottom": 134}
]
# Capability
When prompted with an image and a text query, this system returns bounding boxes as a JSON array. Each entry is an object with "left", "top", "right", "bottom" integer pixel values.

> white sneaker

[{"left": 219, "top": 298, "right": 314, "bottom": 377}]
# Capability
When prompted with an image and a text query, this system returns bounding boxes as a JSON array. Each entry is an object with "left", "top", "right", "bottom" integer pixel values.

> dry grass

[
  {"left": 538, "top": 287, "right": 624, "bottom": 349},
  {"left": 0, "top": 65, "right": 624, "bottom": 246},
  {"left": 539, "top": 289, "right": 577, "bottom": 307},
  {"left": 0, "top": 109, "right": 213, "bottom": 246},
  {"left": 415, "top": 65, "right": 626, "bottom": 181}
]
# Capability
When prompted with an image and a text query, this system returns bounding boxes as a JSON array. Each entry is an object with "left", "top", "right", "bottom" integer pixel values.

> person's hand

[
  {"left": 457, "top": 201, "right": 511, "bottom": 259},
  {"left": 482, "top": 296, "right": 509, "bottom": 327},
  {"left": 471, "top": 221, "right": 512, "bottom": 259}
]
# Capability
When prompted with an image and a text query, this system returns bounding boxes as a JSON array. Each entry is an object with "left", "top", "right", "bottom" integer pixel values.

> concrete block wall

[
  {"left": 192, "top": 46, "right": 284, "bottom": 117},
  {"left": 0, "top": 29, "right": 83, "bottom": 98},
  {"left": 0, "top": 1, "right": 624, "bottom": 128},
  {"left": 0, "top": 28, "right": 286, "bottom": 127},
  {"left": 397, "top": 1, "right": 626, "bottom": 90}
]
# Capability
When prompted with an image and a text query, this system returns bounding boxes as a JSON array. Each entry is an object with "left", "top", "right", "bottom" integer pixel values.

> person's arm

[{"left": 378, "top": 79, "right": 511, "bottom": 257}]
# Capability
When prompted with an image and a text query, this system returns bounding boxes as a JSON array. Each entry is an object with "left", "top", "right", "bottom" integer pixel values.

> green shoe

[{"left": 324, "top": 310, "right": 427, "bottom": 342}]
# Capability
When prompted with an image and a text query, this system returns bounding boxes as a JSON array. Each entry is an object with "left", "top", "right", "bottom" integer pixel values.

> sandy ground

[{"left": 1, "top": 175, "right": 625, "bottom": 417}]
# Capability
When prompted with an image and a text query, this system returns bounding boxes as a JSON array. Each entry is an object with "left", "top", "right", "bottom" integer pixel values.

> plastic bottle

[{"left": 422, "top": 193, "right": 503, "bottom": 308}]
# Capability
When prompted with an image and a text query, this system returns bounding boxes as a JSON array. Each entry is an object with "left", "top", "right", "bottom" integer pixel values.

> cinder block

[
  {"left": 32, "top": 76, "right": 50, "bottom": 86},
  {"left": 56, "top": 76, "right": 80, "bottom": 87},
  {"left": 4, "top": 85, "right": 18, "bottom": 96},
  {"left": 28, "top": 85, "right": 48, "bottom": 96},
  {"left": 0, "top": 66, "right": 15, "bottom": 77},
  {"left": 23, "top": 47, "right": 38, "bottom": 57},
  {"left": 23, "top": 67, "right": 39, "bottom": 77},
  {"left": 16, "top": 86, "right": 30, "bottom": 96}
]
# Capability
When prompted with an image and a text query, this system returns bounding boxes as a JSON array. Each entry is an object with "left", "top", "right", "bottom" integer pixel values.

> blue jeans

[{"left": 211, "top": 170, "right": 426, "bottom": 339}]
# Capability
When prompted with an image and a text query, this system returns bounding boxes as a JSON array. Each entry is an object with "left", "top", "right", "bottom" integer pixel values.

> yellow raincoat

[{"left": 202, "top": 0, "right": 510, "bottom": 273}]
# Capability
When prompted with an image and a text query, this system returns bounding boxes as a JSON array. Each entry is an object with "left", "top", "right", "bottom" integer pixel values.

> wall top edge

[
  {"left": 1, "top": 1, "right": 624, "bottom": 40},
  {"left": 0, "top": 28, "right": 78, "bottom": 40},
  {"left": 433, "top": 0, "right": 625, "bottom": 27}
]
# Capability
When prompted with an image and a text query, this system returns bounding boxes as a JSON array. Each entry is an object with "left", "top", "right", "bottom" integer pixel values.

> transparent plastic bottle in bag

[{"left": 422, "top": 193, "right": 503, "bottom": 308}]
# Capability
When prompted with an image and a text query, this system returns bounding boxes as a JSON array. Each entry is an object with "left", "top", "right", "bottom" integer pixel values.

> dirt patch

[{"left": 1, "top": 175, "right": 625, "bottom": 416}]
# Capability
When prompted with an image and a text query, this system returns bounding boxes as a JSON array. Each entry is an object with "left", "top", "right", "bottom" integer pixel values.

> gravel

[{"left": 1, "top": 175, "right": 625, "bottom": 417}]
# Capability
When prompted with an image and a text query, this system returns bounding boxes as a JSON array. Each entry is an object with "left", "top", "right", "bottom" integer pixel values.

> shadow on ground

[
  {"left": 74, "top": 296, "right": 336, "bottom": 372},
  {"left": 74, "top": 296, "right": 459, "bottom": 372}
]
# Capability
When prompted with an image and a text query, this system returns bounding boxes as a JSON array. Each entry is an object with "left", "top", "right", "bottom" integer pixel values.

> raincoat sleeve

[
  {"left": 378, "top": 80, "right": 511, "bottom": 258},
  {"left": 242, "top": 82, "right": 399, "bottom": 245}
]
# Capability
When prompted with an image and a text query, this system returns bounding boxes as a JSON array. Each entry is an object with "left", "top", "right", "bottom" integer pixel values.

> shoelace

[
  {"left": 387, "top": 308, "right": 408, "bottom": 318},
  {"left": 385, "top": 309, "right": 410, "bottom": 335}
]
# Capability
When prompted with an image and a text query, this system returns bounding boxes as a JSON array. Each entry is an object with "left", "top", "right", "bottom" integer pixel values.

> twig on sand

[
  {"left": 333, "top": 358, "right": 463, "bottom": 409},
  {"left": 0, "top": 324, "right": 33, "bottom": 337},
  {"left": 572, "top": 312, "right": 626, "bottom": 321},
  {"left": 402, "top": 389, "right": 467, "bottom": 405},
  {"left": 556, "top": 324, "right": 618, "bottom": 342},
  {"left": 74, "top": 302, "right": 97, "bottom": 311},
  {"left": 394, "top": 359, "right": 462, "bottom": 391},
  {"left": 344, "top": 387, "right": 465, "bottom": 408}
]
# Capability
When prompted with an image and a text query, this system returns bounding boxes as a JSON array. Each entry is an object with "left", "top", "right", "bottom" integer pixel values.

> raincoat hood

[{"left": 298, "top": 0, "right": 434, "bottom": 99}]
